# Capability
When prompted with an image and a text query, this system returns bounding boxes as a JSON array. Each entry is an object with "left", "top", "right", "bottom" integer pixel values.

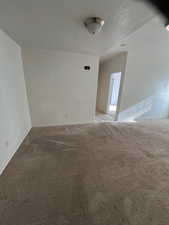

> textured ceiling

[{"left": 0, "top": 0, "right": 155, "bottom": 55}]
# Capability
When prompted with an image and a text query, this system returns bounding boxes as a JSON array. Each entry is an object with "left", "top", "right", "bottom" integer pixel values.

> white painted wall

[
  {"left": 96, "top": 52, "right": 127, "bottom": 114},
  {"left": 22, "top": 49, "right": 99, "bottom": 127},
  {"left": 0, "top": 30, "right": 31, "bottom": 174},
  {"left": 118, "top": 17, "right": 169, "bottom": 120}
]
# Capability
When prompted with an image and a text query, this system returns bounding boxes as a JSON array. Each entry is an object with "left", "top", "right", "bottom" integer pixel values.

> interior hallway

[{"left": 1, "top": 120, "right": 169, "bottom": 225}]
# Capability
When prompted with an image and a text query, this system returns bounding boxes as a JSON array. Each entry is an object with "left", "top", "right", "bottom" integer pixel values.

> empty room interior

[{"left": 1, "top": 0, "right": 169, "bottom": 224}]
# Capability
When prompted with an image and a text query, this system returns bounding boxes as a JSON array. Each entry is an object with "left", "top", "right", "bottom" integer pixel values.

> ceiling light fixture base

[{"left": 84, "top": 17, "right": 104, "bottom": 35}]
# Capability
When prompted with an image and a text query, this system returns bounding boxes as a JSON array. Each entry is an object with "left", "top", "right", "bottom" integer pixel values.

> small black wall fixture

[{"left": 84, "top": 66, "right": 91, "bottom": 71}]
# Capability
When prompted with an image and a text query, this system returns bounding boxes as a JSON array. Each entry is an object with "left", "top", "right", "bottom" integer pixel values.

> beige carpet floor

[{"left": 1, "top": 120, "right": 169, "bottom": 225}]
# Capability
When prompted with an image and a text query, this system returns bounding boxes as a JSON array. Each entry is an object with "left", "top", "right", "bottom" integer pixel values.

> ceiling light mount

[{"left": 84, "top": 17, "right": 104, "bottom": 35}]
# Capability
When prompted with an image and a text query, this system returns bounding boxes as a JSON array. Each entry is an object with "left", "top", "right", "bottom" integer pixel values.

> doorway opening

[{"left": 108, "top": 72, "right": 122, "bottom": 115}]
